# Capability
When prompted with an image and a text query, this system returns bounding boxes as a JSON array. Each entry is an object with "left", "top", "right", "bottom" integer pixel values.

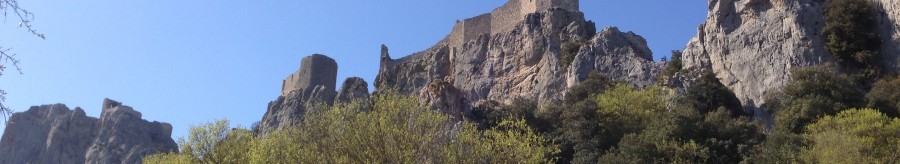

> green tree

[
  {"left": 767, "top": 66, "right": 866, "bottom": 132},
  {"left": 144, "top": 119, "right": 255, "bottom": 164},
  {"left": 801, "top": 108, "right": 900, "bottom": 163},
  {"left": 866, "top": 76, "right": 900, "bottom": 117},
  {"left": 681, "top": 71, "right": 745, "bottom": 116},
  {"left": 535, "top": 72, "right": 611, "bottom": 163},
  {"left": 660, "top": 50, "right": 684, "bottom": 79},
  {"left": 823, "top": 0, "right": 882, "bottom": 76}
]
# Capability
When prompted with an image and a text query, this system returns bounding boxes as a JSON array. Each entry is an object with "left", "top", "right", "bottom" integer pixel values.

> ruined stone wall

[
  {"left": 551, "top": 0, "right": 579, "bottom": 12},
  {"left": 443, "top": 0, "right": 580, "bottom": 49},
  {"left": 491, "top": 0, "right": 523, "bottom": 35},
  {"left": 448, "top": 22, "right": 465, "bottom": 50},
  {"left": 281, "top": 54, "right": 338, "bottom": 96},
  {"left": 463, "top": 13, "right": 493, "bottom": 41}
]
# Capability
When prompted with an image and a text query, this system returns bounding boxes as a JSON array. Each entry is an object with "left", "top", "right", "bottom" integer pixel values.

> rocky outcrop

[
  {"left": 259, "top": 54, "right": 372, "bottom": 136},
  {"left": 566, "top": 27, "right": 662, "bottom": 88},
  {"left": 335, "top": 77, "right": 370, "bottom": 104},
  {"left": 0, "top": 99, "right": 177, "bottom": 164},
  {"left": 681, "top": 0, "right": 833, "bottom": 113},
  {"left": 419, "top": 81, "right": 471, "bottom": 119},
  {"left": 375, "top": 0, "right": 660, "bottom": 113},
  {"left": 680, "top": 0, "right": 900, "bottom": 119},
  {"left": 875, "top": 0, "right": 900, "bottom": 73}
]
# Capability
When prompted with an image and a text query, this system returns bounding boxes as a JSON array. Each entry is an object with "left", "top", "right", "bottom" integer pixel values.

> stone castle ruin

[
  {"left": 444, "top": 0, "right": 579, "bottom": 49},
  {"left": 281, "top": 54, "right": 338, "bottom": 96},
  {"left": 262, "top": 54, "right": 370, "bottom": 136}
]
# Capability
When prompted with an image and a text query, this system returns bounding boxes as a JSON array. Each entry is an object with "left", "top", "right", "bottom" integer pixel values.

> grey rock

[
  {"left": 85, "top": 99, "right": 178, "bottom": 164},
  {"left": 335, "top": 77, "right": 370, "bottom": 104},
  {"left": 375, "top": 0, "right": 660, "bottom": 112},
  {"left": 0, "top": 99, "right": 177, "bottom": 164},
  {"left": 874, "top": 0, "right": 900, "bottom": 73},
  {"left": 566, "top": 27, "right": 662, "bottom": 89},
  {"left": 418, "top": 80, "right": 471, "bottom": 119},
  {"left": 679, "top": 0, "right": 900, "bottom": 121}
]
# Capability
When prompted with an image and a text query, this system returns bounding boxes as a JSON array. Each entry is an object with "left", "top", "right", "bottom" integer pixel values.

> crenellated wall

[{"left": 444, "top": 0, "right": 579, "bottom": 49}]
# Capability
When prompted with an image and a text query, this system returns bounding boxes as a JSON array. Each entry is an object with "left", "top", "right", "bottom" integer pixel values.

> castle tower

[{"left": 281, "top": 54, "right": 338, "bottom": 96}]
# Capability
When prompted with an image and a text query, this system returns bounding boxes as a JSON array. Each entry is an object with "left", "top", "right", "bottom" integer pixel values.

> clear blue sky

[{"left": 0, "top": 1, "right": 707, "bottom": 139}]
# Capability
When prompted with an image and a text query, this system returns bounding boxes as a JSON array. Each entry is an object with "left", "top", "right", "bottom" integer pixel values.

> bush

[
  {"left": 823, "top": 0, "right": 882, "bottom": 76},
  {"left": 564, "top": 71, "right": 612, "bottom": 104},
  {"left": 660, "top": 50, "right": 684, "bottom": 79},
  {"left": 866, "top": 76, "right": 900, "bottom": 117},
  {"left": 145, "top": 92, "right": 559, "bottom": 163},
  {"left": 143, "top": 119, "right": 255, "bottom": 164},
  {"left": 681, "top": 71, "right": 746, "bottom": 116},
  {"left": 801, "top": 109, "right": 900, "bottom": 163},
  {"left": 561, "top": 39, "right": 587, "bottom": 70},
  {"left": 768, "top": 66, "right": 866, "bottom": 132}
]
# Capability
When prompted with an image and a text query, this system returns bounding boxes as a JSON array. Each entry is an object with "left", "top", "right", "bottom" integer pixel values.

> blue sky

[{"left": 0, "top": 1, "right": 707, "bottom": 139}]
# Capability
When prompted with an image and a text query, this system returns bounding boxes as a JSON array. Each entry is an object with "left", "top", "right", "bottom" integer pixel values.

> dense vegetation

[
  {"left": 824, "top": 0, "right": 882, "bottom": 77},
  {"left": 146, "top": 65, "right": 900, "bottom": 163},
  {"left": 144, "top": 92, "right": 558, "bottom": 163}
]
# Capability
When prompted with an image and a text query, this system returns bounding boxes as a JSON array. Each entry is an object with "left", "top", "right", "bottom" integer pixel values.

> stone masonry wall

[
  {"left": 281, "top": 54, "right": 338, "bottom": 96},
  {"left": 463, "top": 13, "right": 493, "bottom": 41},
  {"left": 491, "top": 0, "right": 524, "bottom": 36},
  {"left": 444, "top": 0, "right": 579, "bottom": 49}
]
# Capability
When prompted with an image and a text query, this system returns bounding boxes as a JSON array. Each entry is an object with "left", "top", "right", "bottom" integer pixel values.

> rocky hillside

[
  {"left": 375, "top": 0, "right": 661, "bottom": 116},
  {"left": 680, "top": 0, "right": 900, "bottom": 119},
  {"left": 0, "top": 99, "right": 177, "bottom": 164}
]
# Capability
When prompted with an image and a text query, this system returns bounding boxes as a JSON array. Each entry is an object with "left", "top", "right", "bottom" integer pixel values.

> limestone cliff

[
  {"left": 0, "top": 99, "right": 177, "bottom": 164},
  {"left": 679, "top": 0, "right": 900, "bottom": 119},
  {"left": 375, "top": 0, "right": 660, "bottom": 113}
]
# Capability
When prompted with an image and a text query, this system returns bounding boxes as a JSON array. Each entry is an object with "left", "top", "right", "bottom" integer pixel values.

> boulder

[{"left": 335, "top": 77, "right": 370, "bottom": 104}]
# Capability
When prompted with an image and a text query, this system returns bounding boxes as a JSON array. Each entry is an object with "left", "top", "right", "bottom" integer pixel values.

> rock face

[
  {"left": 335, "top": 77, "right": 370, "bottom": 104},
  {"left": 875, "top": 0, "right": 900, "bottom": 73},
  {"left": 259, "top": 54, "right": 371, "bottom": 136},
  {"left": 375, "top": 0, "right": 660, "bottom": 113},
  {"left": 0, "top": 99, "right": 177, "bottom": 164},
  {"left": 680, "top": 0, "right": 900, "bottom": 119}
]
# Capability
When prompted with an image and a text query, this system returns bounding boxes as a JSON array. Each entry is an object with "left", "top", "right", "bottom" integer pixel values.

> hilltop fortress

[{"left": 444, "top": 0, "right": 579, "bottom": 49}]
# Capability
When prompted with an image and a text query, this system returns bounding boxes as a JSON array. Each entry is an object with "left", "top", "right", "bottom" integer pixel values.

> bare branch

[
  {"left": 0, "top": 45, "right": 22, "bottom": 75},
  {"left": 0, "top": 89, "right": 9, "bottom": 124},
  {"left": 1, "top": 0, "right": 44, "bottom": 39},
  {"left": 0, "top": 0, "right": 41, "bottom": 122}
]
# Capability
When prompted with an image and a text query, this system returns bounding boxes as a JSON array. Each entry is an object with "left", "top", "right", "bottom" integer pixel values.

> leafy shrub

[
  {"left": 561, "top": 39, "right": 587, "bottom": 70},
  {"left": 564, "top": 71, "right": 612, "bottom": 104},
  {"left": 660, "top": 50, "right": 684, "bottom": 79},
  {"left": 145, "top": 92, "right": 559, "bottom": 163},
  {"left": 681, "top": 71, "right": 745, "bottom": 116},
  {"left": 767, "top": 66, "right": 866, "bottom": 132},
  {"left": 823, "top": 0, "right": 882, "bottom": 76},
  {"left": 143, "top": 119, "right": 255, "bottom": 164},
  {"left": 866, "top": 76, "right": 900, "bottom": 117},
  {"left": 801, "top": 109, "right": 900, "bottom": 163}
]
